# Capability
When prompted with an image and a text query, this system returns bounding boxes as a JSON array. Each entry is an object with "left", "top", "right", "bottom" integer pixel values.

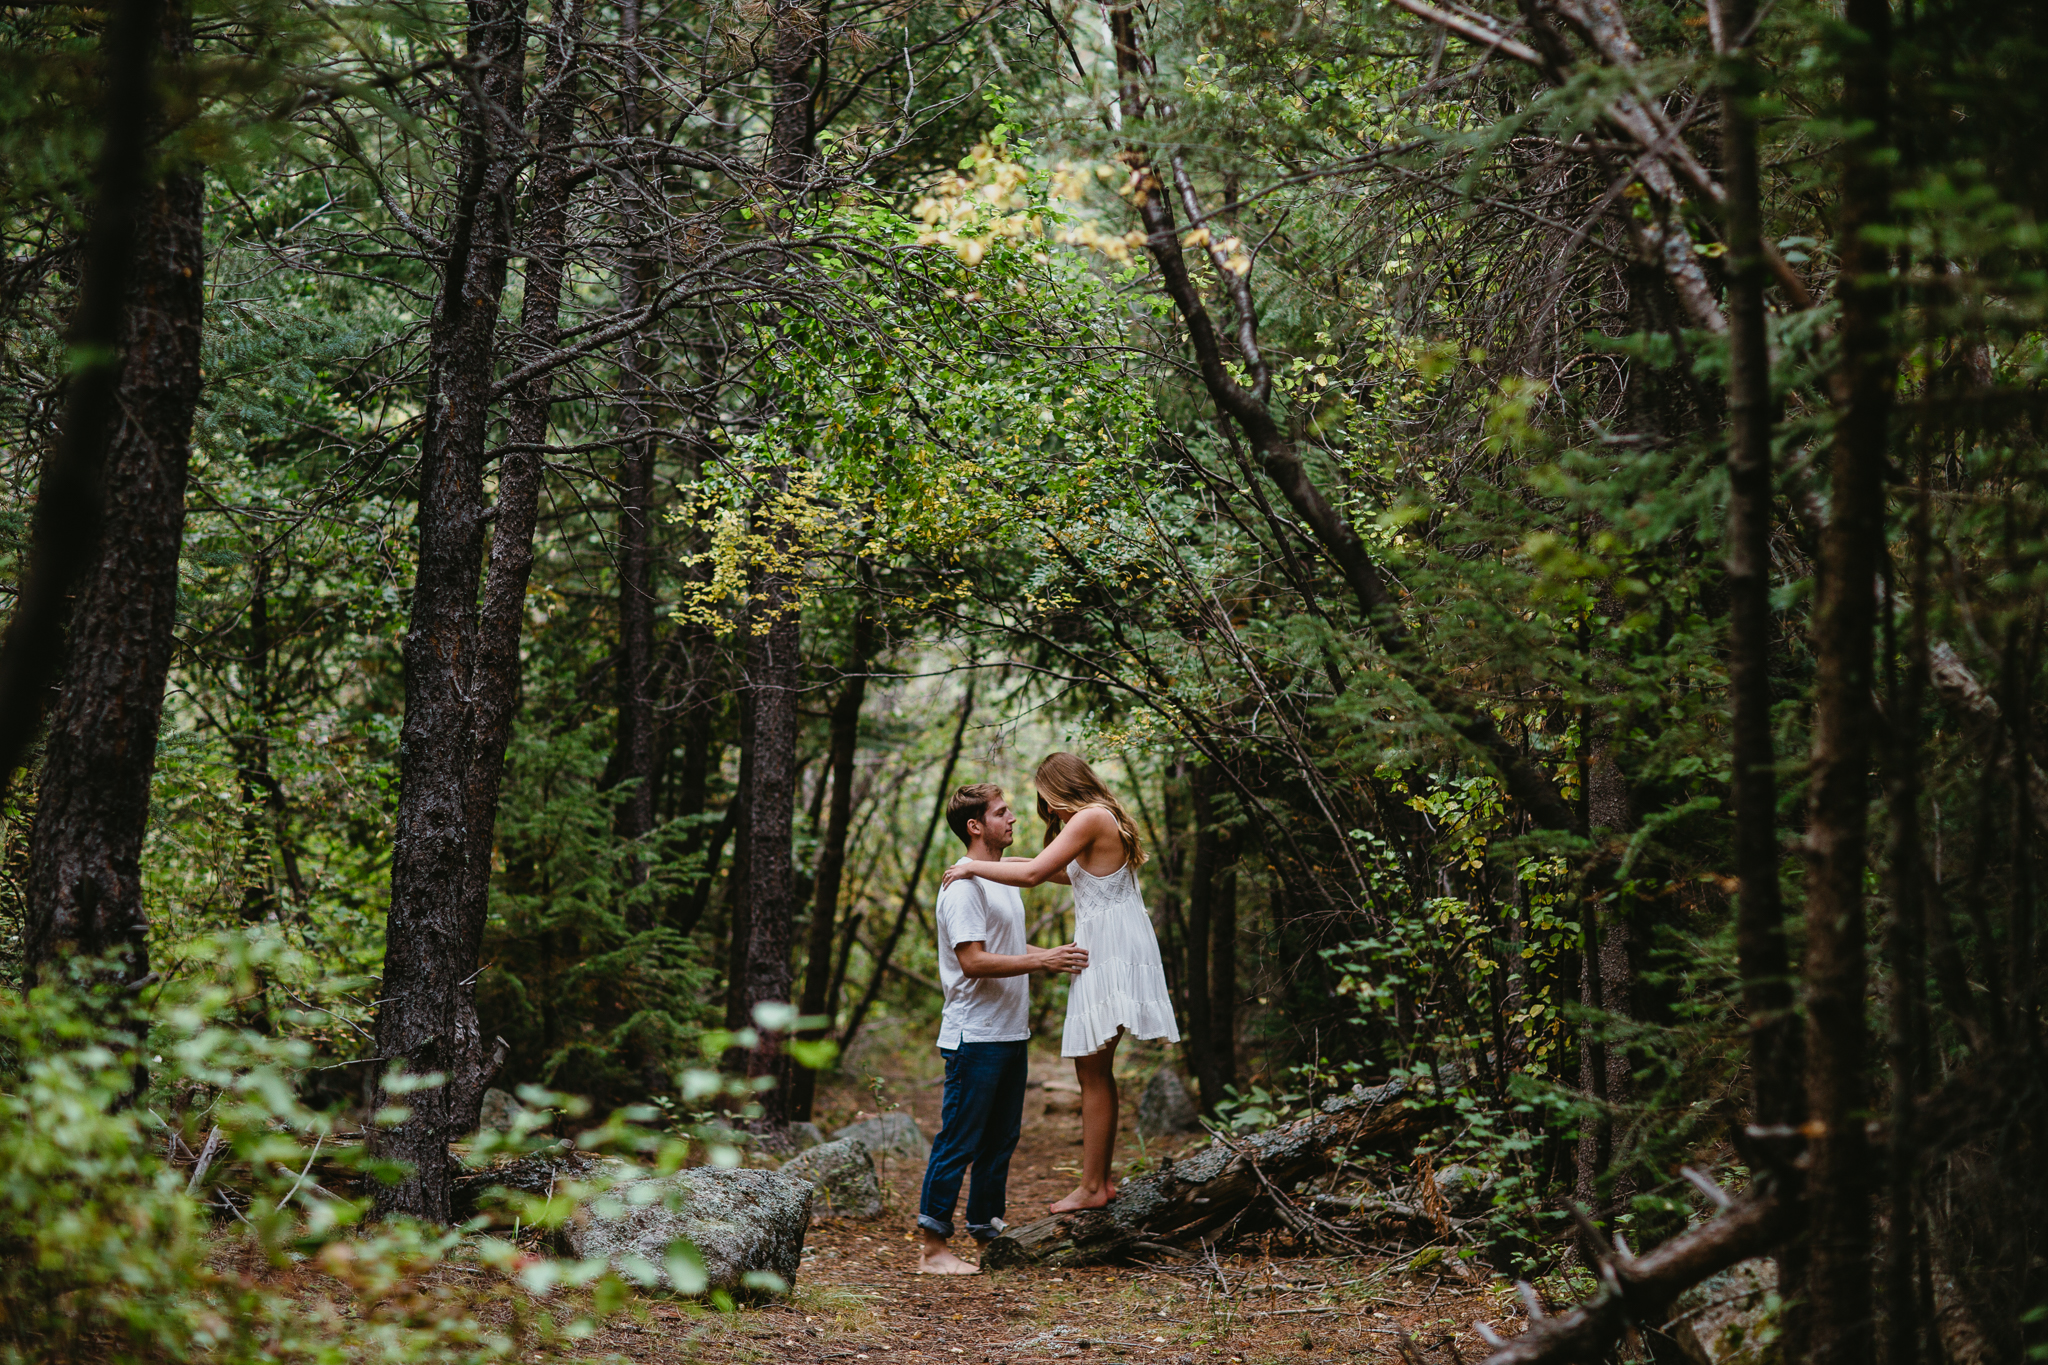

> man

[{"left": 917, "top": 782, "right": 1087, "bottom": 1275}]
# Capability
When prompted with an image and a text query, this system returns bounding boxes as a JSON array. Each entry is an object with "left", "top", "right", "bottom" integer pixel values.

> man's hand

[{"left": 1034, "top": 943, "right": 1088, "bottom": 975}]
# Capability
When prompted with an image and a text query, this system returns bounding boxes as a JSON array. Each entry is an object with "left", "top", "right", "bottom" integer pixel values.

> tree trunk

[
  {"left": 1204, "top": 843, "right": 1236, "bottom": 1096},
  {"left": 767, "top": 0, "right": 817, "bottom": 186},
  {"left": 664, "top": 433, "right": 722, "bottom": 926},
  {"left": 1184, "top": 766, "right": 1217, "bottom": 1110},
  {"left": 733, "top": 0, "right": 822, "bottom": 1118},
  {"left": 740, "top": 502, "right": 802, "bottom": 1121},
  {"left": 236, "top": 543, "right": 276, "bottom": 923},
  {"left": 1187, "top": 764, "right": 1240, "bottom": 1112},
  {"left": 1801, "top": 0, "right": 1894, "bottom": 1355},
  {"left": 789, "top": 588, "right": 876, "bottom": 1120},
  {"left": 444, "top": 0, "right": 589, "bottom": 1138},
  {"left": 1718, "top": 0, "right": 1808, "bottom": 1330},
  {"left": 1882, "top": 470, "right": 1931, "bottom": 1365},
  {"left": 0, "top": 0, "right": 165, "bottom": 794},
  {"left": 1720, "top": 2, "right": 1798, "bottom": 1115},
  {"left": 610, "top": 0, "right": 659, "bottom": 916},
  {"left": 1210, "top": 849, "right": 1239, "bottom": 1103},
  {"left": 372, "top": 0, "right": 529, "bottom": 1222},
  {"left": 724, "top": 721, "right": 754, "bottom": 1032},
  {"left": 24, "top": 0, "right": 203, "bottom": 1020},
  {"left": 1574, "top": 903, "right": 1614, "bottom": 1220}
]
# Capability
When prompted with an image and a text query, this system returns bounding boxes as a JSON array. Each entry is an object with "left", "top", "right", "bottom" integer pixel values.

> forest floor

[{"left": 564, "top": 1037, "right": 1522, "bottom": 1365}]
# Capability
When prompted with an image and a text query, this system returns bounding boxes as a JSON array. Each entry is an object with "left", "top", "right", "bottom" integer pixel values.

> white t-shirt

[{"left": 935, "top": 857, "right": 1031, "bottom": 1050}]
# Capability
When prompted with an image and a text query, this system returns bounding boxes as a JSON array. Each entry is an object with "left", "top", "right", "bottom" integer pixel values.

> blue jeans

[{"left": 917, "top": 1040, "right": 1028, "bottom": 1241}]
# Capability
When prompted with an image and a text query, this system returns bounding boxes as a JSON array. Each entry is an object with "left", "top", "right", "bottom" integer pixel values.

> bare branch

[
  {"left": 1480, "top": 1182, "right": 1788, "bottom": 1365},
  {"left": 1383, "top": 0, "right": 1543, "bottom": 65}
]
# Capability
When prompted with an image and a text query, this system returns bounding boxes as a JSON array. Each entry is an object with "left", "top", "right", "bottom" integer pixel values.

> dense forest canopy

[{"left": 1, "top": 0, "right": 2045, "bottom": 1359}]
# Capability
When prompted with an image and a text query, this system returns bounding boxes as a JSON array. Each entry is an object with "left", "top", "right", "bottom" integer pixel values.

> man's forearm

[{"left": 957, "top": 948, "right": 1049, "bottom": 979}]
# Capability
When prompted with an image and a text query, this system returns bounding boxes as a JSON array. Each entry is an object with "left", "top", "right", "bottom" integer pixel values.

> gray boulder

[
  {"left": 476, "top": 1087, "right": 522, "bottom": 1134},
  {"left": 1427, "top": 1164, "right": 1495, "bottom": 1217},
  {"left": 832, "top": 1111, "right": 930, "bottom": 1160},
  {"left": 1137, "top": 1067, "right": 1202, "bottom": 1136},
  {"left": 780, "top": 1136, "right": 883, "bottom": 1220},
  {"left": 788, "top": 1121, "right": 826, "bottom": 1151},
  {"left": 565, "top": 1166, "right": 811, "bottom": 1296},
  {"left": 1669, "top": 1258, "right": 1777, "bottom": 1364}
]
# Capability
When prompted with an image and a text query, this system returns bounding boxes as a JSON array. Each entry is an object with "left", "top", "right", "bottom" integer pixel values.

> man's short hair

[{"left": 947, "top": 783, "right": 1005, "bottom": 847}]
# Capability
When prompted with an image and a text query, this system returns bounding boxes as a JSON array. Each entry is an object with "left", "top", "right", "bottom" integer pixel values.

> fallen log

[
  {"left": 452, "top": 1145, "right": 598, "bottom": 1221},
  {"left": 983, "top": 1074, "right": 1446, "bottom": 1268}
]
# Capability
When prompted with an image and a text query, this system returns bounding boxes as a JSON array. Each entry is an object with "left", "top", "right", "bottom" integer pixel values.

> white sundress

[{"left": 1061, "top": 859, "right": 1182, "bottom": 1058}]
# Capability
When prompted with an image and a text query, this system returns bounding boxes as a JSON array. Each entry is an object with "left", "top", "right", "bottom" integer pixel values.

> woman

[{"left": 940, "top": 752, "right": 1179, "bottom": 1212}]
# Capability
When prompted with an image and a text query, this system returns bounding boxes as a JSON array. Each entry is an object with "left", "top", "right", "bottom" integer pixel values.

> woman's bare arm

[
  {"left": 1001, "top": 854, "right": 1069, "bottom": 884},
  {"left": 942, "top": 807, "right": 1116, "bottom": 888}
]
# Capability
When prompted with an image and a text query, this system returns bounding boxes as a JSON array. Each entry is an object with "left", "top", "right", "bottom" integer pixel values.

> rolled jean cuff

[
  {"left": 967, "top": 1219, "right": 1004, "bottom": 1243},
  {"left": 917, "top": 1213, "right": 954, "bottom": 1239}
]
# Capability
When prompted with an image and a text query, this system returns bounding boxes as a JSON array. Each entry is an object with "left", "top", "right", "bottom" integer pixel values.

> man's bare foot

[
  {"left": 1049, "top": 1184, "right": 1116, "bottom": 1214},
  {"left": 918, "top": 1244, "right": 982, "bottom": 1275}
]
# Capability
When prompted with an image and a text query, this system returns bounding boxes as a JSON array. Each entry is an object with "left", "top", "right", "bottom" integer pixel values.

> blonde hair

[{"left": 1033, "top": 752, "right": 1148, "bottom": 869}]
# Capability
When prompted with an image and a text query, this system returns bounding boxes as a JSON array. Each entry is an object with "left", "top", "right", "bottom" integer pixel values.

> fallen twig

[
  {"left": 186, "top": 1126, "right": 223, "bottom": 1195},
  {"left": 1211, "top": 1128, "right": 1367, "bottom": 1257},
  {"left": 280, "top": 1133, "right": 325, "bottom": 1210}
]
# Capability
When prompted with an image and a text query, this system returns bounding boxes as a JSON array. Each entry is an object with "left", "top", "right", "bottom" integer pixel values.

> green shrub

[{"left": 0, "top": 937, "right": 770, "bottom": 1363}]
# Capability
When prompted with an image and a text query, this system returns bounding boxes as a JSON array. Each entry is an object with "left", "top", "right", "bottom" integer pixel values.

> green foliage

[
  {"left": 0, "top": 944, "right": 589, "bottom": 1363},
  {"left": 481, "top": 673, "right": 723, "bottom": 1109},
  {"left": 0, "top": 934, "right": 840, "bottom": 1359}
]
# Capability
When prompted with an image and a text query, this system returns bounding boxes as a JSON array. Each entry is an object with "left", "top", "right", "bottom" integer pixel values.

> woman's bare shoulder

[
  {"left": 1066, "top": 804, "right": 1120, "bottom": 832},
  {"left": 1066, "top": 805, "right": 1124, "bottom": 865}
]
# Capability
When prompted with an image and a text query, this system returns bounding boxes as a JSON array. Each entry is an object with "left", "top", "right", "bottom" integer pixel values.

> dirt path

[{"left": 582, "top": 1044, "right": 1518, "bottom": 1364}]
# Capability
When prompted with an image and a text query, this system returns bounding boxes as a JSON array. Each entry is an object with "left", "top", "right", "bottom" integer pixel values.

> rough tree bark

[
  {"left": 24, "top": 0, "right": 203, "bottom": 1012},
  {"left": 739, "top": 478, "right": 802, "bottom": 1121},
  {"left": 1800, "top": 1, "right": 1893, "bottom": 1358},
  {"left": 372, "top": 0, "right": 529, "bottom": 1222},
  {"left": 734, "top": 0, "right": 824, "bottom": 1119},
  {"left": 609, "top": 0, "right": 659, "bottom": 914},
  {"left": 0, "top": 0, "right": 164, "bottom": 795},
  {"left": 1718, "top": 0, "right": 1803, "bottom": 1151},
  {"left": 1882, "top": 466, "right": 1932, "bottom": 1365},
  {"left": 442, "top": 0, "right": 590, "bottom": 1139},
  {"left": 789, "top": 587, "right": 876, "bottom": 1121},
  {"left": 1716, "top": 0, "right": 1808, "bottom": 1335}
]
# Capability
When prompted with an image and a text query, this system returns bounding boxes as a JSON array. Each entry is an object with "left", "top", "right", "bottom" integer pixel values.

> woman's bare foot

[
  {"left": 917, "top": 1237, "right": 982, "bottom": 1275},
  {"left": 1049, "top": 1184, "right": 1116, "bottom": 1214}
]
